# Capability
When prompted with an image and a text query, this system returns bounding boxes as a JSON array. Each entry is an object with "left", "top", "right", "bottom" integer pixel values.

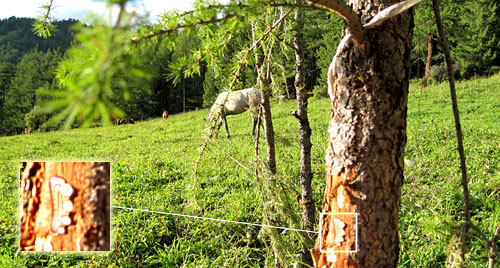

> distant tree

[
  {"left": 201, "top": 18, "right": 255, "bottom": 107},
  {"left": 412, "top": 0, "right": 465, "bottom": 79},
  {"left": 0, "top": 62, "right": 15, "bottom": 133},
  {"left": 421, "top": 33, "right": 435, "bottom": 87},
  {"left": 411, "top": 0, "right": 500, "bottom": 79},
  {"left": 24, "top": 105, "right": 47, "bottom": 134},
  {"left": 2, "top": 49, "right": 61, "bottom": 134},
  {"left": 455, "top": 0, "right": 500, "bottom": 77},
  {"left": 168, "top": 28, "right": 206, "bottom": 113},
  {"left": 203, "top": 67, "right": 218, "bottom": 107},
  {"left": 312, "top": 14, "right": 343, "bottom": 97}
]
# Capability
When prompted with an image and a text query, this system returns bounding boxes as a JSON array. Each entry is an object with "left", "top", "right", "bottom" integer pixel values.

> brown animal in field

[
  {"left": 115, "top": 118, "right": 135, "bottom": 125},
  {"left": 162, "top": 110, "right": 168, "bottom": 119}
]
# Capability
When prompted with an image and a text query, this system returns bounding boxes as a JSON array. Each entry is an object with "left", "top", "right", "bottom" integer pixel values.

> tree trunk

[
  {"left": 310, "top": 1, "right": 414, "bottom": 267},
  {"left": 182, "top": 77, "right": 186, "bottom": 113},
  {"left": 261, "top": 85, "right": 277, "bottom": 175},
  {"left": 252, "top": 22, "right": 277, "bottom": 175},
  {"left": 421, "top": 33, "right": 434, "bottom": 87},
  {"left": 20, "top": 162, "right": 110, "bottom": 251},
  {"left": 292, "top": 1, "right": 316, "bottom": 266}
]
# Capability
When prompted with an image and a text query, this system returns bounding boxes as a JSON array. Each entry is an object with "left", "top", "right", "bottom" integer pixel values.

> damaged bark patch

[{"left": 19, "top": 162, "right": 110, "bottom": 251}]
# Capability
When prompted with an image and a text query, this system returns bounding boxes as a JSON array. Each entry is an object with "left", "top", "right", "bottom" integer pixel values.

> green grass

[{"left": 1, "top": 73, "right": 499, "bottom": 267}]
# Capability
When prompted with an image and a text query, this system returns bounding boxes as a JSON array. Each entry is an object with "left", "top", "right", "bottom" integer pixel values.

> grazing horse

[
  {"left": 162, "top": 110, "right": 168, "bottom": 119},
  {"left": 207, "top": 87, "right": 261, "bottom": 138}
]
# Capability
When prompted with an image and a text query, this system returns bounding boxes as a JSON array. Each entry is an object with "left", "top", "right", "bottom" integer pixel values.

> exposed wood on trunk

[
  {"left": 421, "top": 33, "right": 434, "bottom": 87},
  {"left": 310, "top": 0, "right": 414, "bottom": 266},
  {"left": 20, "top": 162, "right": 110, "bottom": 251},
  {"left": 292, "top": 1, "right": 316, "bottom": 266}
]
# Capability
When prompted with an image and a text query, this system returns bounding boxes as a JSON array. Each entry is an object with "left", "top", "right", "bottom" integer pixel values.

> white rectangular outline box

[{"left": 319, "top": 212, "right": 358, "bottom": 253}]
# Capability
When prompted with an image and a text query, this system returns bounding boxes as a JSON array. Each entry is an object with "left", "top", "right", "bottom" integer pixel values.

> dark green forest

[
  {"left": 0, "top": 17, "right": 76, "bottom": 64},
  {"left": 0, "top": 0, "right": 499, "bottom": 136}
]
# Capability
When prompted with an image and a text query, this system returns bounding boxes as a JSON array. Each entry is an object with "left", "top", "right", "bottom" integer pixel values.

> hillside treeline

[
  {"left": 0, "top": 0, "right": 499, "bottom": 136},
  {"left": 0, "top": 17, "right": 77, "bottom": 64}
]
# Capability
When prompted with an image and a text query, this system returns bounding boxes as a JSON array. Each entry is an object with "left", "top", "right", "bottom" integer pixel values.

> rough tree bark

[
  {"left": 421, "top": 33, "right": 434, "bottom": 87},
  {"left": 291, "top": 1, "right": 316, "bottom": 266},
  {"left": 308, "top": 0, "right": 414, "bottom": 267},
  {"left": 20, "top": 162, "right": 110, "bottom": 251}
]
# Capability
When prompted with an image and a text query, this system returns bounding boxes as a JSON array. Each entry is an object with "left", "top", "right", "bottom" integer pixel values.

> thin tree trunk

[
  {"left": 310, "top": 0, "right": 414, "bottom": 266},
  {"left": 261, "top": 82, "right": 277, "bottom": 175},
  {"left": 20, "top": 162, "right": 110, "bottom": 251},
  {"left": 421, "top": 33, "right": 434, "bottom": 87},
  {"left": 182, "top": 78, "right": 186, "bottom": 112},
  {"left": 292, "top": 1, "right": 316, "bottom": 266},
  {"left": 252, "top": 23, "right": 277, "bottom": 175},
  {"left": 432, "top": 0, "right": 471, "bottom": 266}
]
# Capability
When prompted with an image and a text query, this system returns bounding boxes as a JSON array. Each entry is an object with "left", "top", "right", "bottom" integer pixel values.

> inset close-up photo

[{"left": 19, "top": 162, "right": 110, "bottom": 252}]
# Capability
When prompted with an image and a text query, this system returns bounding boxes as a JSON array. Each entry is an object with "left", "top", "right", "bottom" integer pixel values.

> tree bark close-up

[{"left": 20, "top": 162, "right": 110, "bottom": 251}]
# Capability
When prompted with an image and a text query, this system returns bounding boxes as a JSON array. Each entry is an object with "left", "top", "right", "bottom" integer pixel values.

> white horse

[{"left": 207, "top": 87, "right": 261, "bottom": 138}]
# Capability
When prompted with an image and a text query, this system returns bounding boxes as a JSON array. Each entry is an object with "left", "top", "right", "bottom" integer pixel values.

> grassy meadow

[{"left": 0, "top": 74, "right": 499, "bottom": 267}]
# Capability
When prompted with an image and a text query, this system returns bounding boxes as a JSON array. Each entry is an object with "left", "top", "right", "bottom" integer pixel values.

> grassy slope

[{"left": 0, "top": 74, "right": 499, "bottom": 267}]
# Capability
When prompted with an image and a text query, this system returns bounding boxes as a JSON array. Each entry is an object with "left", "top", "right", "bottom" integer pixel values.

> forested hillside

[
  {"left": 0, "top": 0, "right": 499, "bottom": 137},
  {"left": 0, "top": 17, "right": 76, "bottom": 64}
]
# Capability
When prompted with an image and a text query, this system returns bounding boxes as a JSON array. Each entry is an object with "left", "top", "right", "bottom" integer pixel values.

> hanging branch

[
  {"left": 192, "top": 8, "right": 293, "bottom": 201},
  {"left": 133, "top": 13, "right": 238, "bottom": 42}
]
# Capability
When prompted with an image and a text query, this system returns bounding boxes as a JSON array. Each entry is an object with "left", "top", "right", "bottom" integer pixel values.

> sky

[{"left": 1, "top": 0, "right": 196, "bottom": 22}]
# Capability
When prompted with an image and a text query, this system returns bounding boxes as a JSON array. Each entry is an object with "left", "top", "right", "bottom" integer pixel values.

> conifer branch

[{"left": 133, "top": 12, "right": 237, "bottom": 42}]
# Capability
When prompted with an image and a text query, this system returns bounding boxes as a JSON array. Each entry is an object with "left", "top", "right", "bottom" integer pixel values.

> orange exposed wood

[{"left": 20, "top": 162, "right": 110, "bottom": 251}]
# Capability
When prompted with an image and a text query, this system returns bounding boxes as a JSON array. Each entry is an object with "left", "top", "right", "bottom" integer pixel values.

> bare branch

[
  {"left": 490, "top": 226, "right": 500, "bottom": 268},
  {"left": 289, "top": 110, "right": 303, "bottom": 122},
  {"left": 432, "top": 0, "right": 471, "bottom": 225},
  {"left": 494, "top": 225, "right": 500, "bottom": 242},
  {"left": 470, "top": 224, "right": 499, "bottom": 267},
  {"left": 226, "top": 154, "right": 249, "bottom": 171},
  {"left": 364, "top": 0, "right": 424, "bottom": 29},
  {"left": 307, "top": 0, "right": 365, "bottom": 45},
  {"left": 470, "top": 224, "right": 493, "bottom": 248}
]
